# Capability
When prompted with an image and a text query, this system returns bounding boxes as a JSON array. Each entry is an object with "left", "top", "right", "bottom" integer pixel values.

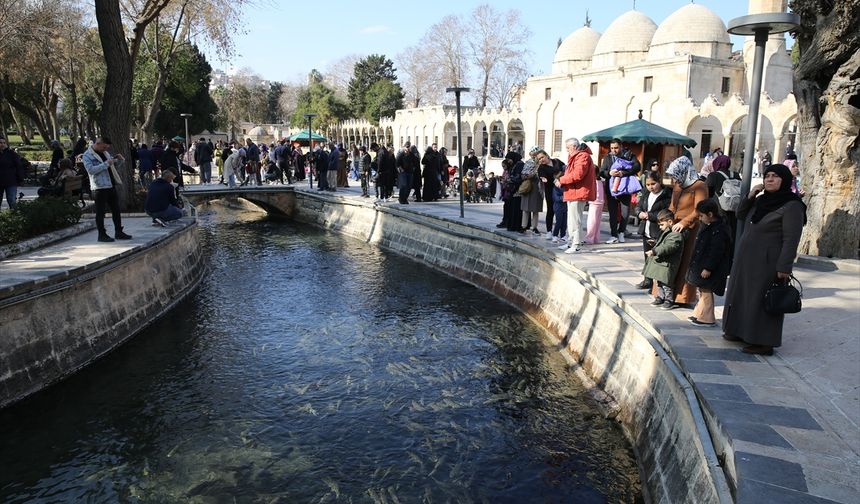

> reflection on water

[{"left": 0, "top": 207, "right": 641, "bottom": 503}]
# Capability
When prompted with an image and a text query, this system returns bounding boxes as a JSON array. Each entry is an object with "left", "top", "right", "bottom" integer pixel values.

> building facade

[{"left": 330, "top": 0, "right": 797, "bottom": 172}]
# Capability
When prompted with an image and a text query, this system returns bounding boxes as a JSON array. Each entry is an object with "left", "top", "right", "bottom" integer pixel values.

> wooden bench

[{"left": 62, "top": 175, "right": 86, "bottom": 207}]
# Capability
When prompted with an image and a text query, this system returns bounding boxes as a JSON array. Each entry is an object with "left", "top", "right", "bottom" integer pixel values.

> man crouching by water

[{"left": 145, "top": 169, "right": 184, "bottom": 227}]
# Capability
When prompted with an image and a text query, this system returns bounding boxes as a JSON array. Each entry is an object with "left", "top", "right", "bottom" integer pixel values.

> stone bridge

[{"left": 182, "top": 186, "right": 297, "bottom": 217}]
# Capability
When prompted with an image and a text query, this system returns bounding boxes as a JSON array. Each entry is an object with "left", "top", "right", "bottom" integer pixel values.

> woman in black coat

[
  {"left": 635, "top": 170, "right": 673, "bottom": 289},
  {"left": 421, "top": 147, "right": 441, "bottom": 201}
]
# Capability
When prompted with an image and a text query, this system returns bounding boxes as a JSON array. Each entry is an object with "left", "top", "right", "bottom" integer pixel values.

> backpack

[{"left": 716, "top": 171, "right": 742, "bottom": 212}]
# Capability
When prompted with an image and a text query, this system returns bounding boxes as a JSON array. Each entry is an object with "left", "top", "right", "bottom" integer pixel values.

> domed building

[
  {"left": 552, "top": 26, "right": 601, "bottom": 74},
  {"left": 335, "top": 0, "right": 797, "bottom": 174}
]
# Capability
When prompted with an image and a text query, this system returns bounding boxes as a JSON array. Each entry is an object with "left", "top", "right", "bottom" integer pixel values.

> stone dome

[
  {"left": 554, "top": 26, "right": 601, "bottom": 64},
  {"left": 592, "top": 10, "right": 657, "bottom": 67},
  {"left": 247, "top": 126, "right": 266, "bottom": 137},
  {"left": 649, "top": 4, "right": 731, "bottom": 59}
]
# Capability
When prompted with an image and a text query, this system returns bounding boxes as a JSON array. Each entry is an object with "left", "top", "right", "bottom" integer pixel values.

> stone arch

[
  {"left": 443, "top": 121, "right": 457, "bottom": 153},
  {"left": 507, "top": 119, "right": 525, "bottom": 152},
  {"left": 473, "top": 120, "right": 487, "bottom": 156},
  {"left": 779, "top": 115, "right": 798, "bottom": 160},
  {"left": 489, "top": 120, "right": 505, "bottom": 158},
  {"left": 686, "top": 115, "right": 724, "bottom": 168},
  {"left": 728, "top": 115, "right": 747, "bottom": 169}
]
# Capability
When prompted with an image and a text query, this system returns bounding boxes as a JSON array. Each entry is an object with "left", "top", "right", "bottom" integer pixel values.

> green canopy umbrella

[
  {"left": 172, "top": 135, "right": 185, "bottom": 141},
  {"left": 288, "top": 130, "right": 328, "bottom": 144},
  {"left": 582, "top": 118, "right": 697, "bottom": 147}
]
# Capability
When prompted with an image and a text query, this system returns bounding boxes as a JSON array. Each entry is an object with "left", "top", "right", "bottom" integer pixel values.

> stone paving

[{"left": 3, "top": 181, "right": 858, "bottom": 503}]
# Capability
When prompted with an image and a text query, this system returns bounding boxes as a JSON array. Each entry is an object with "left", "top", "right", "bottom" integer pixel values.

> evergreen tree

[{"left": 347, "top": 54, "right": 398, "bottom": 118}]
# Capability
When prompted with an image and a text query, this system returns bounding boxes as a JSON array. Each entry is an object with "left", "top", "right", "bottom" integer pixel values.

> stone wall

[
  {"left": 0, "top": 222, "right": 205, "bottom": 409},
  {"left": 291, "top": 192, "right": 732, "bottom": 504}
]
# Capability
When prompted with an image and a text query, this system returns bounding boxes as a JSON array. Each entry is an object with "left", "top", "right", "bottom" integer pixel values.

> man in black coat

[
  {"left": 599, "top": 138, "right": 641, "bottom": 243},
  {"left": 194, "top": 137, "right": 214, "bottom": 183},
  {"left": 0, "top": 136, "right": 25, "bottom": 209},
  {"left": 394, "top": 142, "right": 414, "bottom": 204}
]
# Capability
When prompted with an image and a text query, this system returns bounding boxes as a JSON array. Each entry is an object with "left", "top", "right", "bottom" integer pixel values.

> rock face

[{"left": 792, "top": 0, "right": 860, "bottom": 259}]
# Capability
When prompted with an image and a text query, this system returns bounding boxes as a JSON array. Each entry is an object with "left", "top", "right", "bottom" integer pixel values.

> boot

[
  {"left": 98, "top": 231, "right": 115, "bottom": 242},
  {"left": 115, "top": 228, "right": 133, "bottom": 240}
]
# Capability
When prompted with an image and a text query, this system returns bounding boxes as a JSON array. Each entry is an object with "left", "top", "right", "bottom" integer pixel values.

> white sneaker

[
  {"left": 557, "top": 244, "right": 570, "bottom": 250},
  {"left": 618, "top": 234, "right": 626, "bottom": 243},
  {"left": 545, "top": 232, "right": 553, "bottom": 240},
  {"left": 606, "top": 237, "right": 619, "bottom": 244},
  {"left": 561, "top": 236, "right": 568, "bottom": 242},
  {"left": 551, "top": 236, "right": 559, "bottom": 243},
  {"left": 564, "top": 246, "right": 581, "bottom": 254},
  {"left": 154, "top": 218, "right": 167, "bottom": 227}
]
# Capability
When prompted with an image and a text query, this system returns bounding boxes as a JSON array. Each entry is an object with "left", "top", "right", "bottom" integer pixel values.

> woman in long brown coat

[
  {"left": 665, "top": 156, "right": 708, "bottom": 306},
  {"left": 722, "top": 164, "right": 806, "bottom": 355}
]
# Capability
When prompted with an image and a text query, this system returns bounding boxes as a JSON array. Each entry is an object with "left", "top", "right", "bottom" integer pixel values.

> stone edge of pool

[
  {"left": 290, "top": 190, "right": 734, "bottom": 504},
  {"left": 0, "top": 219, "right": 206, "bottom": 411}
]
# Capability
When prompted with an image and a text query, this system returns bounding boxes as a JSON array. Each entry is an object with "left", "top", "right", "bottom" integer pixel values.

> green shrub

[
  {"left": 0, "top": 197, "right": 83, "bottom": 245},
  {"left": 18, "top": 150, "right": 54, "bottom": 162}
]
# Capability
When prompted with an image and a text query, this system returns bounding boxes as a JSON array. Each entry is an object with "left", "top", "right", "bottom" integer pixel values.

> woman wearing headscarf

[
  {"left": 519, "top": 154, "right": 544, "bottom": 234},
  {"left": 722, "top": 164, "right": 806, "bottom": 355},
  {"left": 664, "top": 156, "right": 709, "bottom": 307},
  {"left": 706, "top": 154, "right": 741, "bottom": 238}
]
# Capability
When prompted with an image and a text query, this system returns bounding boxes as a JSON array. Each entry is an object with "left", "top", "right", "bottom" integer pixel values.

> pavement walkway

[{"left": 4, "top": 181, "right": 859, "bottom": 503}]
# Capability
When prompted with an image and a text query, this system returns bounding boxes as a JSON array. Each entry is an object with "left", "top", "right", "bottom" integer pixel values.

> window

[
  {"left": 242, "top": 129, "right": 247, "bottom": 134},
  {"left": 701, "top": 130, "right": 713, "bottom": 156},
  {"left": 552, "top": 130, "right": 563, "bottom": 153},
  {"left": 721, "top": 77, "right": 730, "bottom": 94},
  {"left": 643, "top": 76, "right": 653, "bottom": 93},
  {"left": 450, "top": 137, "right": 457, "bottom": 152},
  {"left": 590, "top": 82, "right": 598, "bottom": 97},
  {"left": 424, "top": 136, "right": 428, "bottom": 147},
  {"left": 545, "top": 87, "right": 552, "bottom": 100},
  {"left": 467, "top": 136, "right": 473, "bottom": 150},
  {"left": 537, "top": 130, "right": 546, "bottom": 150},
  {"left": 434, "top": 136, "right": 438, "bottom": 145}
]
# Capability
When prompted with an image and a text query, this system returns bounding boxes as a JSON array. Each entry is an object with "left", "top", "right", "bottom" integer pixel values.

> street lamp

[
  {"left": 180, "top": 113, "right": 192, "bottom": 170},
  {"left": 304, "top": 113, "right": 317, "bottom": 189},
  {"left": 446, "top": 87, "right": 470, "bottom": 218},
  {"left": 727, "top": 12, "right": 799, "bottom": 248}
]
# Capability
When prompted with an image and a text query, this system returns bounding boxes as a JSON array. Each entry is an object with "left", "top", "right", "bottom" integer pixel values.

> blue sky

[{"left": 204, "top": 0, "right": 774, "bottom": 83}]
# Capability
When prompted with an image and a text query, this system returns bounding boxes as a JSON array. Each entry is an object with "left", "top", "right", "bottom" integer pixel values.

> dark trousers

[
  {"left": 398, "top": 171, "right": 412, "bottom": 203},
  {"left": 543, "top": 185, "right": 555, "bottom": 232},
  {"left": 605, "top": 188, "right": 632, "bottom": 237},
  {"left": 94, "top": 187, "right": 122, "bottom": 234},
  {"left": 504, "top": 197, "right": 523, "bottom": 231}
]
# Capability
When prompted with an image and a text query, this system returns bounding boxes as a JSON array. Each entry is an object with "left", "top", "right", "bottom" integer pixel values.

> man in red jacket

[{"left": 555, "top": 137, "right": 596, "bottom": 253}]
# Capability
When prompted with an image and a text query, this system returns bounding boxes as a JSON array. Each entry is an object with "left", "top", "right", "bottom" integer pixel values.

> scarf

[
  {"left": 751, "top": 163, "right": 807, "bottom": 224},
  {"left": 521, "top": 159, "right": 537, "bottom": 178},
  {"left": 666, "top": 156, "right": 698, "bottom": 188},
  {"left": 711, "top": 154, "right": 731, "bottom": 173}
]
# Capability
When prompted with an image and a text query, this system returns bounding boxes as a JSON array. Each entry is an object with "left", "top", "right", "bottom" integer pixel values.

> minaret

[{"left": 743, "top": 0, "right": 793, "bottom": 102}]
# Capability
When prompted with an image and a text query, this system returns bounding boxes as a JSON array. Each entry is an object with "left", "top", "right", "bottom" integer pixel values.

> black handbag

[{"left": 763, "top": 274, "right": 802, "bottom": 314}]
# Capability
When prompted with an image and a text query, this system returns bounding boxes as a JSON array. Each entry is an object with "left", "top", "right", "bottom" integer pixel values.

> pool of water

[{"left": 0, "top": 209, "right": 641, "bottom": 503}]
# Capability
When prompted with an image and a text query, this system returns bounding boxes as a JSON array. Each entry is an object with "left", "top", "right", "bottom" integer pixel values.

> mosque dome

[
  {"left": 554, "top": 26, "right": 601, "bottom": 64},
  {"left": 649, "top": 4, "right": 731, "bottom": 59},
  {"left": 247, "top": 126, "right": 266, "bottom": 137},
  {"left": 592, "top": 10, "right": 657, "bottom": 67}
]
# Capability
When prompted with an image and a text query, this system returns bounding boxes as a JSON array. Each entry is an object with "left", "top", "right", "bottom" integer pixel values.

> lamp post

[
  {"left": 304, "top": 113, "right": 317, "bottom": 189},
  {"left": 180, "top": 113, "right": 192, "bottom": 178},
  {"left": 727, "top": 12, "right": 799, "bottom": 249},
  {"left": 446, "top": 87, "right": 470, "bottom": 218}
]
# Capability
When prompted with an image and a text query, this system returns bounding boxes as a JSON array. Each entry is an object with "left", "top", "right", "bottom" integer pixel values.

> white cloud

[{"left": 360, "top": 25, "right": 391, "bottom": 34}]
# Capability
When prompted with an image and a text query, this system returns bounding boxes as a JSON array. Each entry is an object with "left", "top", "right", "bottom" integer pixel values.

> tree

[
  {"left": 364, "top": 79, "right": 404, "bottom": 124},
  {"left": 396, "top": 45, "right": 443, "bottom": 108},
  {"left": 150, "top": 44, "right": 216, "bottom": 139},
  {"left": 291, "top": 82, "right": 349, "bottom": 132},
  {"left": 94, "top": 0, "right": 175, "bottom": 207},
  {"left": 323, "top": 54, "right": 362, "bottom": 99},
  {"left": 421, "top": 15, "right": 469, "bottom": 90},
  {"left": 466, "top": 4, "right": 531, "bottom": 108},
  {"left": 347, "top": 54, "right": 398, "bottom": 118},
  {"left": 790, "top": 0, "right": 860, "bottom": 258},
  {"left": 265, "top": 82, "right": 283, "bottom": 123}
]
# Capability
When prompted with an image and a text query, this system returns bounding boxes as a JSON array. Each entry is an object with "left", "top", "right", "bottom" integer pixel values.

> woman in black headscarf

[{"left": 722, "top": 164, "right": 806, "bottom": 355}]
